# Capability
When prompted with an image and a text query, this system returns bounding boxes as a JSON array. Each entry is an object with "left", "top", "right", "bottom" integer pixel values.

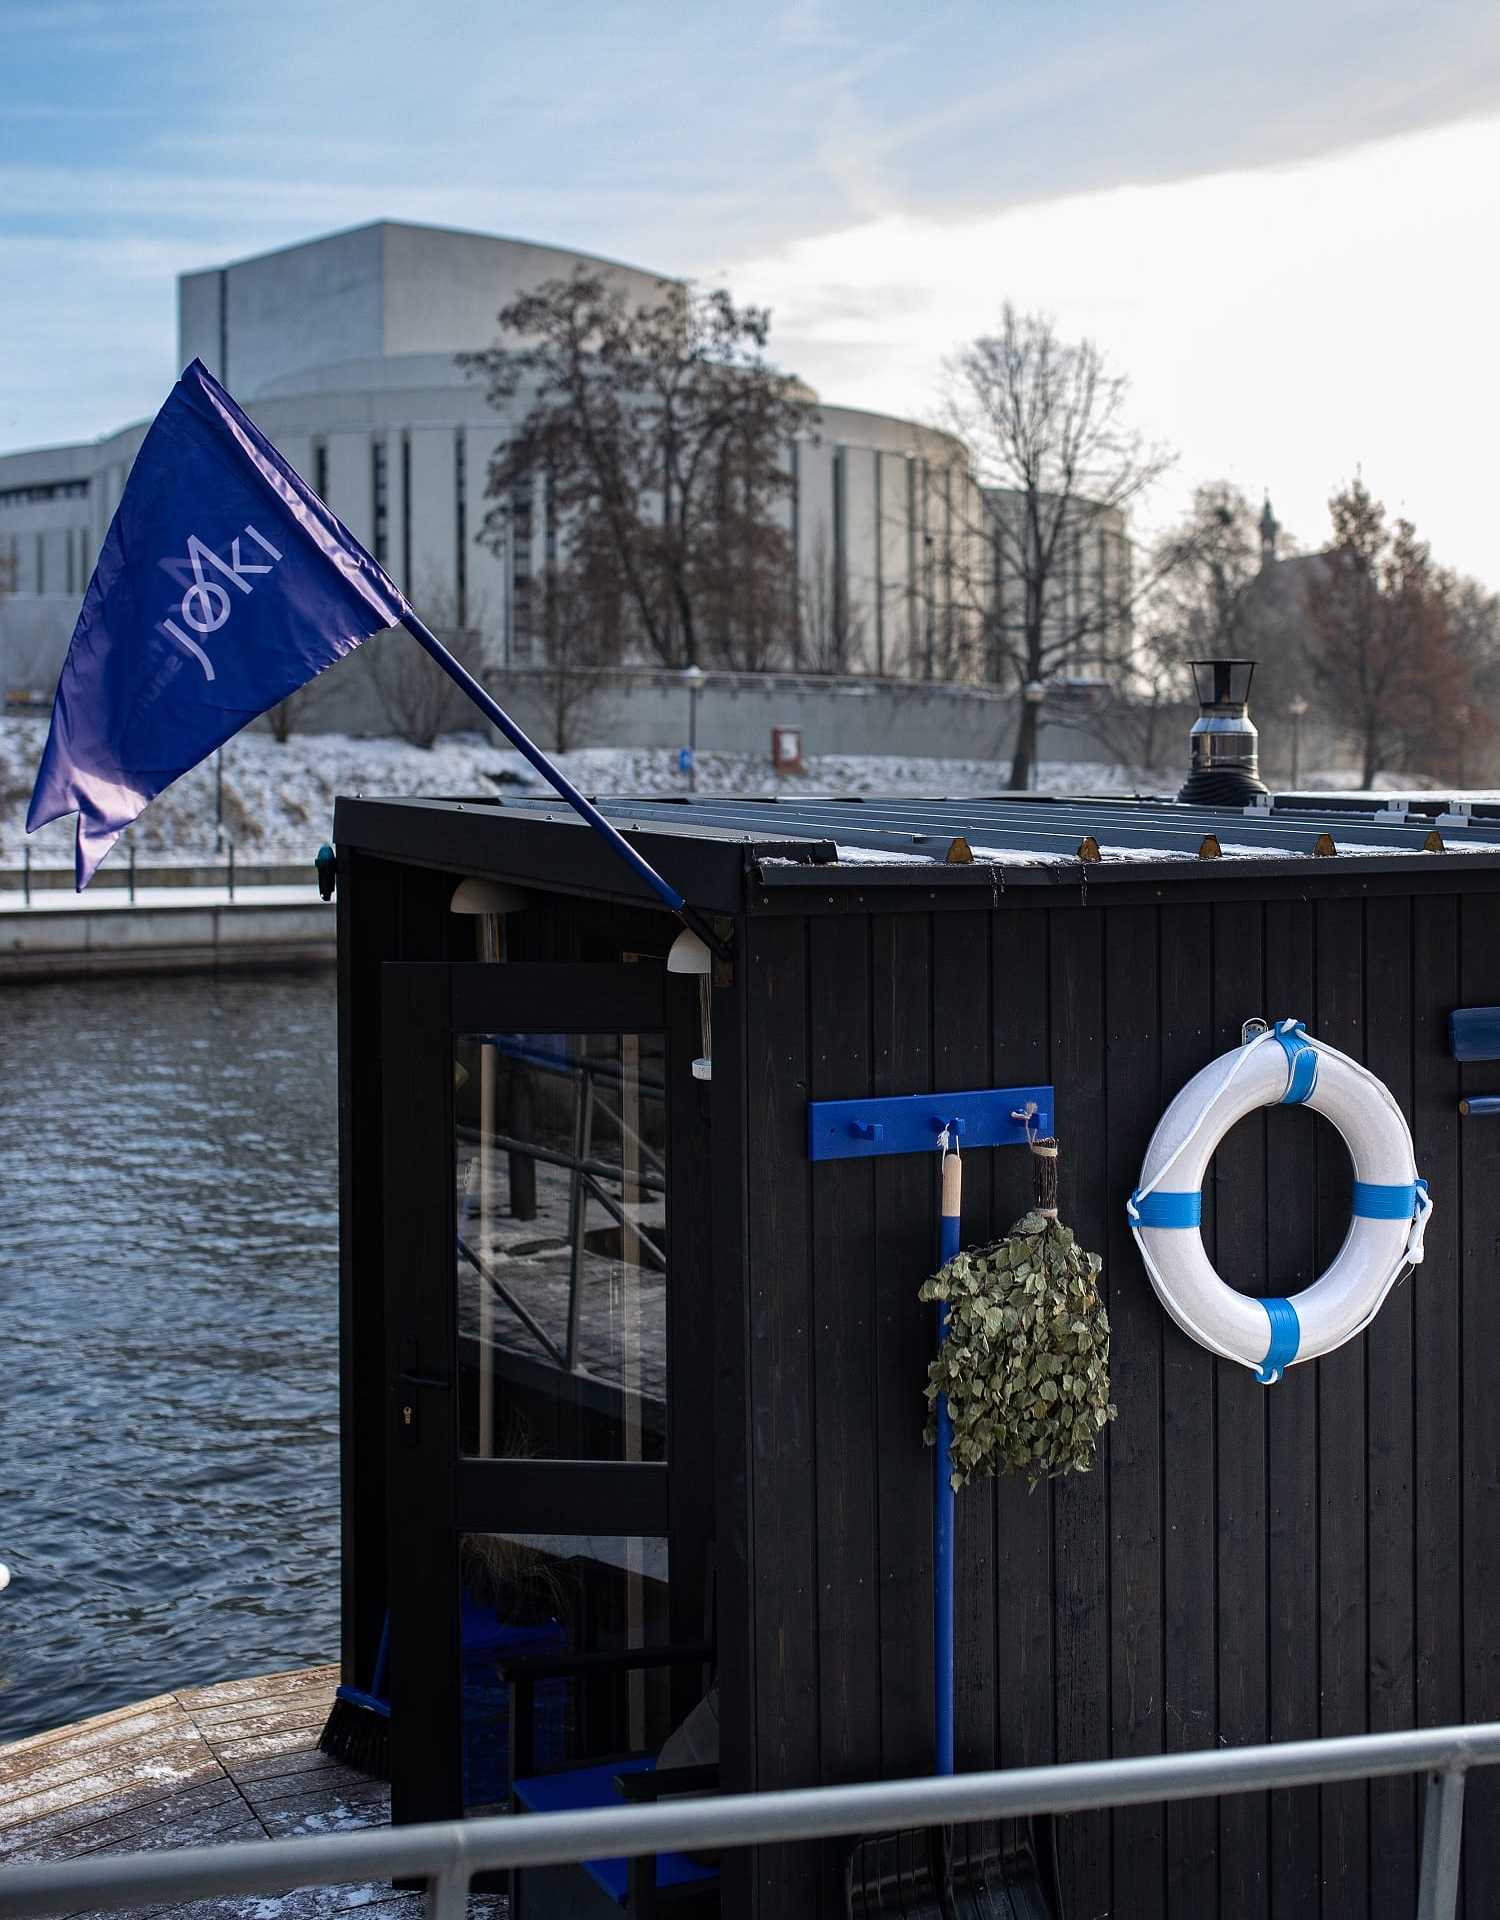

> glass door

[{"left": 381, "top": 960, "right": 706, "bottom": 1828}]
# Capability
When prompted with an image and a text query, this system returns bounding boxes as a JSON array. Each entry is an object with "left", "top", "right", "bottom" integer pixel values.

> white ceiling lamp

[{"left": 667, "top": 929, "right": 714, "bottom": 1080}]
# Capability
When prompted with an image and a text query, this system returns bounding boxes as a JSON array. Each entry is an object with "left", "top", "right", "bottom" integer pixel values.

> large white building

[{"left": 0, "top": 221, "right": 1129, "bottom": 747}]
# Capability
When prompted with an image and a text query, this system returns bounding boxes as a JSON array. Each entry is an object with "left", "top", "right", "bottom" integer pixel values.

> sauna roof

[{"left": 336, "top": 788, "right": 1500, "bottom": 914}]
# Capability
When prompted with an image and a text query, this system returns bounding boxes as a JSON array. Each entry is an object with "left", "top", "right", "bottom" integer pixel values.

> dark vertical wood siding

[{"left": 742, "top": 887, "right": 1497, "bottom": 1918}]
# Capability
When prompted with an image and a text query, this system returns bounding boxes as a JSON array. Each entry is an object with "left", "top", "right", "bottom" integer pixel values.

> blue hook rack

[{"left": 807, "top": 1085, "right": 1054, "bottom": 1161}]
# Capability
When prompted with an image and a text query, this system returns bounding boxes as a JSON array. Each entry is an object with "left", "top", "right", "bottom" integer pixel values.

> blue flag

[{"left": 26, "top": 359, "right": 411, "bottom": 887}]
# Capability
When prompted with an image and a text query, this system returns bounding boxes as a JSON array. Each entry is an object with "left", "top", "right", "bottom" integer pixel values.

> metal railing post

[
  {"left": 1416, "top": 1767, "right": 1466, "bottom": 1920},
  {"left": 128, "top": 844, "right": 136, "bottom": 902},
  {"left": 425, "top": 1865, "right": 471, "bottom": 1920},
  {"left": 227, "top": 841, "right": 235, "bottom": 901},
  {"left": 22, "top": 845, "right": 30, "bottom": 907}
]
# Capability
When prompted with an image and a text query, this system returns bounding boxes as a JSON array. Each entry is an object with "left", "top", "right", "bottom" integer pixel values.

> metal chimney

[{"left": 1179, "top": 659, "right": 1268, "bottom": 806}]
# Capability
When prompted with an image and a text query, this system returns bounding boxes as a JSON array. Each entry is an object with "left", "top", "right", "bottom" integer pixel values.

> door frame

[{"left": 380, "top": 959, "right": 696, "bottom": 1825}]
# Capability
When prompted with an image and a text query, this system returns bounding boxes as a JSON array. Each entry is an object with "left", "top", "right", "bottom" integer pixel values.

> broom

[{"left": 318, "top": 1613, "right": 391, "bottom": 1778}]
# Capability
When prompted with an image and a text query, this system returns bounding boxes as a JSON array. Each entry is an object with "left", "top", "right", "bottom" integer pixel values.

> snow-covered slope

[{"left": 0, "top": 718, "right": 1145, "bottom": 869}]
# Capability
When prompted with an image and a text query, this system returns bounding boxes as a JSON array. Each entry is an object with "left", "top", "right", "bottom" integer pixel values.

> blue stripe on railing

[
  {"left": 1130, "top": 1189, "right": 1201, "bottom": 1228},
  {"left": 1275, "top": 1022, "right": 1318, "bottom": 1105},
  {"left": 1352, "top": 1180, "right": 1418, "bottom": 1219},
  {"left": 1256, "top": 1297, "right": 1301, "bottom": 1383}
]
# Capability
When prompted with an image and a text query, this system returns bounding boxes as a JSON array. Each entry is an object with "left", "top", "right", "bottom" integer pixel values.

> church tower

[{"left": 1259, "top": 494, "right": 1280, "bottom": 568}]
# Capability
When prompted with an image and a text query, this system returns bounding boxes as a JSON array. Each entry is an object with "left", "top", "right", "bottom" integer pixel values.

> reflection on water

[{"left": 0, "top": 970, "right": 339, "bottom": 1742}]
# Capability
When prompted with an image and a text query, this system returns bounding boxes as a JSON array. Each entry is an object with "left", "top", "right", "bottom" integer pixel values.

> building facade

[{"left": 0, "top": 221, "right": 1129, "bottom": 732}]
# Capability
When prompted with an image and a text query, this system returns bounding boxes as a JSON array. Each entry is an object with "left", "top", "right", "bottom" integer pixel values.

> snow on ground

[{"left": 0, "top": 716, "right": 1144, "bottom": 869}]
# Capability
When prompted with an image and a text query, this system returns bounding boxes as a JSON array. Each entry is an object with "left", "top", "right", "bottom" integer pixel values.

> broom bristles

[{"left": 318, "top": 1687, "right": 391, "bottom": 1780}]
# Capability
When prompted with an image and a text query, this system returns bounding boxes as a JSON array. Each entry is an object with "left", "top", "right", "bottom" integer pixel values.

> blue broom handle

[
  {"left": 935, "top": 1142, "right": 961, "bottom": 1777},
  {"left": 401, "top": 612, "right": 687, "bottom": 915}
]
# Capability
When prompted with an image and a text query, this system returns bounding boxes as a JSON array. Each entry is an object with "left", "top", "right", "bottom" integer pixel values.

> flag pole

[{"left": 400, "top": 612, "right": 729, "bottom": 960}]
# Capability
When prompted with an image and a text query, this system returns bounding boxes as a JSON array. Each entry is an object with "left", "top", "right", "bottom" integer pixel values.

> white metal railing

[{"left": 0, "top": 1722, "right": 1494, "bottom": 1920}]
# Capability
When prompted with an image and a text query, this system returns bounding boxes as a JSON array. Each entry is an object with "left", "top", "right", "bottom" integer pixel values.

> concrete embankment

[{"left": 0, "top": 870, "right": 335, "bottom": 981}]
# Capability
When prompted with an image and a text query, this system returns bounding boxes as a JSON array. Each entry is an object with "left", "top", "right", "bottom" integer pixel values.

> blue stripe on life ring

[
  {"left": 1276, "top": 1022, "right": 1318, "bottom": 1104},
  {"left": 1256, "top": 1297, "right": 1301, "bottom": 1384},
  {"left": 1352, "top": 1180, "right": 1418, "bottom": 1219},
  {"left": 1129, "top": 1189, "right": 1201, "bottom": 1228}
]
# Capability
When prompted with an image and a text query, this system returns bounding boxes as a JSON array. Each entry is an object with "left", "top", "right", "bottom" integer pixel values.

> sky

[{"left": 4, "top": 0, "right": 1500, "bottom": 580}]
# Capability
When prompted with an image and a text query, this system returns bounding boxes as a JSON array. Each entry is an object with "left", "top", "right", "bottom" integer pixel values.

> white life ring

[{"left": 1127, "top": 1019, "right": 1432, "bottom": 1383}]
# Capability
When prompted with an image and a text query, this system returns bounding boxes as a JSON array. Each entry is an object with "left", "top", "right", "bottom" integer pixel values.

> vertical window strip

[
  {"left": 832, "top": 446, "right": 847, "bottom": 665},
  {"left": 906, "top": 458, "right": 917, "bottom": 675},
  {"left": 873, "top": 453, "right": 884, "bottom": 677},
  {"left": 511, "top": 472, "right": 533, "bottom": 664},
  {"left": 455, "top": 430, "right": 467, "bottom": 629},
  {"left": 790, "top": 438, "right": 801, "bottom": 666},
  {"left": 401, "top": 433, "right": 412, "bottom": 589},
  {"left": 372, "top": 438, "right": 388, "bottom": 567}
]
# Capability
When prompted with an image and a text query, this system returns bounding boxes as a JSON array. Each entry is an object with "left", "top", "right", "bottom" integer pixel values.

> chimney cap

[{"left": 1189, "top": 659, "right": 1257, "bottom": 707}]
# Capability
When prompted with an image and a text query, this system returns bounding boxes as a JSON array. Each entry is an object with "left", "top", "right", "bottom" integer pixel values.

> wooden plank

[
  {"left": 1263, "top": 898, "right": 1321, "bottom": 1920},
  {"left": 871, "top": 913, "right": 935, "bottom": 1785},
  {"left": 1102, "top": 904, "right": 1167, "bottom": 1919},
  {"left": 708, "top": 925, "right": 754, "bottom": 1920},
  {"left": 239, "top": 1760, "right": 373, "bottom": 1810},
  {"left": 224, "top": 1745, "right": 364, "bottom": 1790},
  {"left": 381, "top": 963, "right": 462, "bottom": 1829},
  {"left": 255, "top": 1776, "right": 393, "bottom": 1837},
  {"left": 52, "top": 1787, "right": 263, "bottom": 1862},
  {"left": 932, "top": 910, "right": 996, "bottom": 1789},
  {"left": 188, "top": 1699, "right": 331, "bottom": 1746},
  {"left": 743, "top": 915, "right": 820, "bottom": 1917},
  {"left": 1363, "top": 894, "right": 1417, "bottom": 1920},
  {"left": 1158, "top": 901, "right": 1218, "bottom": 1920},
  {"left": 205, "top": 1729, "right": 335, "bottom": 1773},
  {"left": 0, "top": 1705, "right": 192, "bottom": 1794},
  {"left": 1314, "top": 898, "right": 1369, "bottom": 1920},
  {"left": 1210, "top": 901, "right": 1269, "bottom": 1920},
  {"left": 338, "top": 851, "right": 403, "bottom": 1698},
  {"left": 666, "top": 969, "right": 717, "bottom": 1731},
  {"left": 1460, "top": 888, "right": 1500, "bottom": 1914},
  {"left": 0, "top": 1778, "right": 242, "bottom": 1866},
  {"left": 0, "top": 1747, "right": 223, "bottom": 1835},
  {"left": 1047, "top": 906, "right": 1110, "bottom": 1920},
  {"left": 1411, "top": 898, "right": 1462, "bottom": 1773},
  {"left": 175, "top": 1669, "right": 337, "bottom": 1716},
  {"left": 808, "top": 912, "right": 879, "bottom": 1910},
  {"left": 990, "top": 907, "right": 1053, "bottom": 1797},
  {"left": 0, "top": 1728, "right": 216, "bottom": 1821}
]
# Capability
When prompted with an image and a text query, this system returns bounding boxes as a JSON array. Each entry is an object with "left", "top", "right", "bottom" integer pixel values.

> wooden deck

[{"left": 0, "top": 1666, "right": 503, "bottom": 1916}]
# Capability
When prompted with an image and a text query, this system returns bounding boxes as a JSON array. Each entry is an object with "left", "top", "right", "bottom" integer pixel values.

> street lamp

[
  {"left": 1288, "top": 696, "right": 1309, "bottom": 791},
  {"left": 1023, "top": 678, "right": 1047, "bottom": 791},
  {"left": 680, "top": 664, "right": 706, "bottom": 793}
]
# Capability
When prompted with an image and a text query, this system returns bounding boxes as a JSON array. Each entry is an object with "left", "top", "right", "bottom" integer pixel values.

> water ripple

[{"left": 0, "top": 971, "right": 339, "bottom": 1741}]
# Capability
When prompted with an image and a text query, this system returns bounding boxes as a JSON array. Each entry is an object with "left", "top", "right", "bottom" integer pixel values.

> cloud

[{"left": 718, "top": 114, "right": 1500, "bottom": 587}]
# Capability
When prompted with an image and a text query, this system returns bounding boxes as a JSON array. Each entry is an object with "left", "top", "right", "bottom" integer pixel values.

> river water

[{"left": 0, "top": 969, "right": 340, "bottom": 1742}]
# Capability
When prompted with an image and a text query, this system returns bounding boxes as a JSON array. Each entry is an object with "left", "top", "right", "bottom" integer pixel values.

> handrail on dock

[{"left": 1, "top": 1719, "right": 1495, "bottom": 1919}]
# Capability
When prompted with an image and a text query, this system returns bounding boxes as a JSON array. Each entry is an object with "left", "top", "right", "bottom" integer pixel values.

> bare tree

[
  {"left": 798, "top": 524, "right": 868, "bottom": 673},
  {"left": 265, "top": 676, "right": 328, "bottom": 744},
  {"left": 1304, "top": 480, "right": 1454, "bottom": 787},
  {"left": 1432, "top": 571, "right": 1500, "bottom": 783},
  {"left": 460, "top": 273, "right": 815, "bottom": 670},
  {"left": 528, "top": 558, "right": 619, "bottom": 752},
  {"left": 370, "top": 573, "right": 487, "bottom": 749},
  {"left": 945, "top": 305, "right": 1173, "bottom": 787}
]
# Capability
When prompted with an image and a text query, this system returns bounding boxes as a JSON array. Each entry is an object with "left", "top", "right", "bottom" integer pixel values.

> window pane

[
  {"left": 460, "top": 1531, "right": 674, "bottom": 1811},
  {"left": 455, "top": 1032, "right": 667, "bottom": 1463}
]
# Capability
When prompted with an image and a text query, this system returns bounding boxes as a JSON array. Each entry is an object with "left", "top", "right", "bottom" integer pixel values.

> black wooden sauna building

[{"left": 333, "top": 782, "right": 1500, "bottom": 1918}]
